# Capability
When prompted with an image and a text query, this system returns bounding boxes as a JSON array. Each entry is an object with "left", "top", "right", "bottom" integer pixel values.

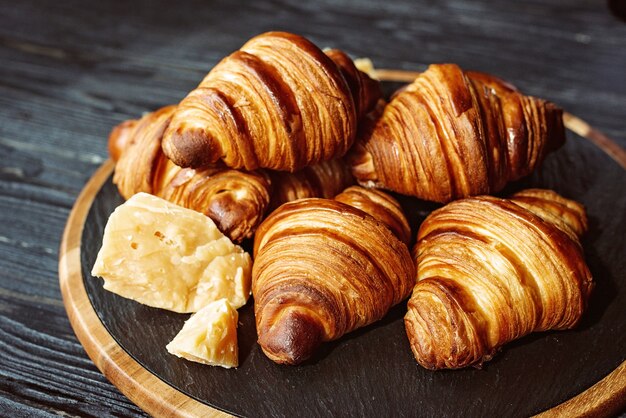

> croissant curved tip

[
  {"left": 258, "top": 309, "right": 324, "bottom": 365},
  {"left": 108, "top": 119, "right": 137, "bottom": 162},
  {"left": 404, "top": 307, "right": 440, "bottom": 370},
  {"left": 163, "top": 127, "right": 220, "bottom": 168},
  {"left": 547, "top": 106, "right": 566, "bottom": 152},
  {"left": 206, "top": 194, "right": 255, "bottom": 243},
  {"left": 404, "top": 288, "right": 487, "bottom": 370}
]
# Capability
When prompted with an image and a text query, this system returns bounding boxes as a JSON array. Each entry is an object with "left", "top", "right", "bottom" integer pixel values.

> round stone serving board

[{"left": 59, "top": 72, "right": 626, "bottom": 418}]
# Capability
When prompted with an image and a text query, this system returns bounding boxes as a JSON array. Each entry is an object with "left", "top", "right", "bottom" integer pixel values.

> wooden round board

[{"left": 59, "top": 72, "right": 626, "bottom": 418}]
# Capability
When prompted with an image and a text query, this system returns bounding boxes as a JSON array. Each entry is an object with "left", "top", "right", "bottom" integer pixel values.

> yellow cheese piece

[
  {"left": 91, "top": 192, "right": 251, "bottom": 312},
  {"left": 166, "top": 298, "right": 239, "bottom": 368},
  {"left": 353, "top": 57, "right": 377, "bottom": 79}
]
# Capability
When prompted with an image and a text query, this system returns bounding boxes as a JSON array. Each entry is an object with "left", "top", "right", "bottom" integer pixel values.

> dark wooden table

[{"left": 1, "top": 0, "right": 625, "bottom": 416}]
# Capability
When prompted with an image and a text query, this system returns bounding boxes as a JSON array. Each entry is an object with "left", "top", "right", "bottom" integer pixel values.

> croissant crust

[
  {"left": 404, "top": 189, "right": 593, "bottom": 369},
  {"left": 268, "top": 158, "right": 355, "bottom": 211},
  {"left": 350, "top": 64, "right": 565, "bottom": 203},
  {"left": 162, "top": 31, "right": 381, "bottom": 172},
  {"left": 253, "top": 198, "right": 415, "bottom": 365},
  {"left": 335, "top": 186, "right": 411, "bottom": 245}
]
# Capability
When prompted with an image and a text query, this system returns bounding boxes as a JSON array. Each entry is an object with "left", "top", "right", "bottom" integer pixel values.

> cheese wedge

[
  {"left": 166, "top": 298, "right": 239, "bottom": 368},
  {"left": 91, "top": 192, "right": 251, "bottom": 312}
]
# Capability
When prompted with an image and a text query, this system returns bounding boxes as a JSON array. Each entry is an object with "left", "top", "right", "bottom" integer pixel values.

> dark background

[{"left": 1, "top": 0, "right": 625, "bottom": 416}]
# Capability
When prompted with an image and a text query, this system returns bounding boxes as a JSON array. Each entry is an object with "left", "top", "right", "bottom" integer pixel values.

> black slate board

[{"left": 79, "top": 104, "right": 626, "bottom": 417}]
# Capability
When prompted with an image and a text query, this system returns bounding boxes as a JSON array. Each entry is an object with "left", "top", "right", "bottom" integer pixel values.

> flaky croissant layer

[
  {"left": 350, "top": 64, "right": 565, "bottom": 203},
  {"left": 162, "top": 31, "right": 381, "bottom": 172},
  {"left": 253, "top": 197, "right": 415, "bottom": 365},
  {"left": 268, "top": 158, "right": 355, "bottom": 211},
  {"left": 404, "top": 189, "right": 593, "bottom": 370},
  {"left": 111, "top": 106, "right": 272, "bottom": 243},
  {"left": 334, "top": 186, "right": 411, "bottom": 245}
]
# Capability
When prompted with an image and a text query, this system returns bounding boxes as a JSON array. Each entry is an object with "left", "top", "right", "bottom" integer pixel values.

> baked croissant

[
  {"left": 350, "top": 64, "right": 565, "bottom": 203},
  {"left": 253, "top": 195, "right": 415, "bottom": 365},
  {"left": 404, "top": 189, "right": 593, "bottom": 370},
  {"left": 268, "top": 158, "right": 354, "bottom": 210},
  {"left": 162, "top": 31, "right": 381, "bottom": 172},
  {"left": 110, "top": 106, "right": 271, "bottom": 243}
]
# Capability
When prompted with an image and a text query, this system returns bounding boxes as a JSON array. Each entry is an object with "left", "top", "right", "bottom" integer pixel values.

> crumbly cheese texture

[
  {"left": 166, "top": 298, "right": 239, "bottom": 368},
  {"left": 91, "top": 192, "right": 252, "bottom": 313}
]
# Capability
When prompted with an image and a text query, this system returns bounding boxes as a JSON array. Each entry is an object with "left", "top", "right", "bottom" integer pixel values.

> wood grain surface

[{"left": 1, "top": 0, "right": 626, "bottom": 416}]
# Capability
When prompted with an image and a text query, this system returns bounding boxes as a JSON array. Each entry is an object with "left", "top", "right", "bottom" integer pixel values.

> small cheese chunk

[
  {"left": 166, "top": 298, "right": 239, "bottom": 368},
  {"left": 353, "top": 57, "right": 377, "bottom": 80},
  {"left": 91, "top": 192, "right": 251, "bottom": 313}
]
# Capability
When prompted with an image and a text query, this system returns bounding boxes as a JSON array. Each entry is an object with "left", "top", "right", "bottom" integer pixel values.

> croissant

[
  {"left": 350, "top": 64, "right": 565, "bottom": 203},
  {"left": 110, "top": 106, "right": 271, "bottom": 243},
  {"left": 252, "top": 193, "right": 415, "bottom": 365},
  {"left": 162, "top": 31, "right": 381, "bottom": 172},
  {"left": 268, "top": 158, "right": 354, "bottom": 210},
  {"left": 404, "top": 189, "right": 594, "bottom": 370}
]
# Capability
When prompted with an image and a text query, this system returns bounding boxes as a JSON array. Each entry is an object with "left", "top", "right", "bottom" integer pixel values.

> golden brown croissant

[
  {"left": 162, "top": 31, "right": 381, "bottom": 171},
  {"left": 323, "top": 48, "right": 381, "bottom": 120},
  {"left": 404, "top": 189, "right": 593, "bottom": 370},
  {"left": 350, "top": 64, "right": 565, "bottom": 203},
  {"left": 110, "top": 106, "right": 271, "bottom": 243},
  {"left": 334, "top": 186, "right": 411, "bottom": 245},
  {"left": 252, "top": 197, "right": 415, "bottom": 365},
  {"left": 268, "top": 158, "right": 354, "bottom": 210}
]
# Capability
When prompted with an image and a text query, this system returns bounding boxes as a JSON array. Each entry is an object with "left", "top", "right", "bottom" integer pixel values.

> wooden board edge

[
  {"left": 562, "top": 112, "right": 626, "bottom": 171},
  {"left": 58, "top": 159, "right": 230, "bottom": 418},
  {"left": 535, "top": 361, "right": 626, "bottom": 418}
]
